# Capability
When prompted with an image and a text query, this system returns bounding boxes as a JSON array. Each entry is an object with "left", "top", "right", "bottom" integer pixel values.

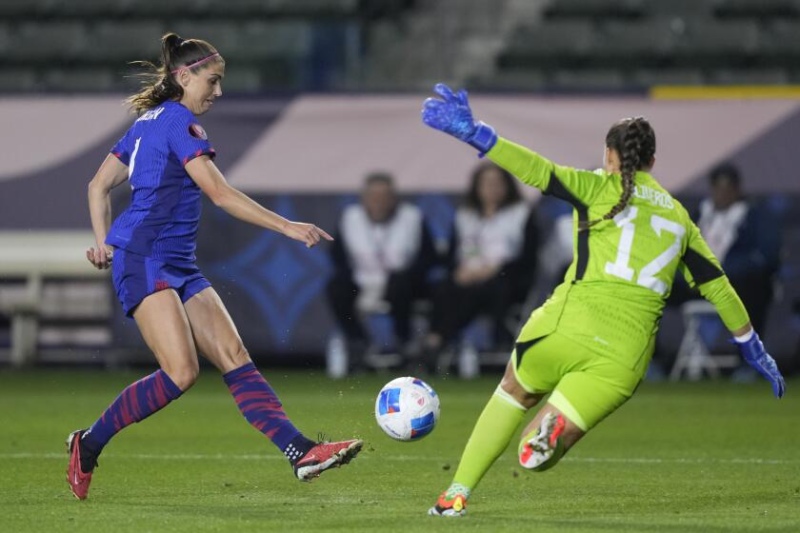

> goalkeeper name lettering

[{"left": 633, "top": 184, "right": 674, "bottom": 209}]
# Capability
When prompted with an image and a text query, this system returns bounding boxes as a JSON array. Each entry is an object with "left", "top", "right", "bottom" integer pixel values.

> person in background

[
  {"left": 420, "top": 162, "right": 539, "bottom": 371},
  {"left": 697, "top": 163, "right": 782, "bottom": 344},
  {"left": 327, "top": 172, "right": 437, "bottom": 371}
]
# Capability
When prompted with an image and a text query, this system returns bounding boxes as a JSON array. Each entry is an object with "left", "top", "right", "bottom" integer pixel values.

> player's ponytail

[
  {"left": 581, "top": 116, "right": 656, "bottom": 230},
  {"left": 125, "top": 32, "right": 222, "bottom": 115}
]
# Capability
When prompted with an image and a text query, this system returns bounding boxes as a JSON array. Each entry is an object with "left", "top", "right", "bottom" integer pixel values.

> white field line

[{"left": 0, "top": 452, "right": 796, "bottom": 465}]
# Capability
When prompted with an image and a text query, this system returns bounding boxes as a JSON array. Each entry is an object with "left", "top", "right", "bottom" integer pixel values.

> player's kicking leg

[{"left": 184, "top": 288, "right": 364, "bottom": 482}]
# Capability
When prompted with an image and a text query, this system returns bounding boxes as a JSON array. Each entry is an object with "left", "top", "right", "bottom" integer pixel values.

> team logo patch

[{"left": 189, "top": 123, "right": 207, "bottom": 140}]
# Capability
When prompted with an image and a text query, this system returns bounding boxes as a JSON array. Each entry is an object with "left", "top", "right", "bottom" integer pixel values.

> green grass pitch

[{"left": 1, "top": 369, "right": 798, "bottom": 532}]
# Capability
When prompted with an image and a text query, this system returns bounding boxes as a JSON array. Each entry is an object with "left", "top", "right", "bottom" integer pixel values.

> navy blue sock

[
  {"left": 223, "top": 363, "right": 315, "bottom": 462},
  {"left": 82, "top": 369, "right": 183, "bottom": 454}
]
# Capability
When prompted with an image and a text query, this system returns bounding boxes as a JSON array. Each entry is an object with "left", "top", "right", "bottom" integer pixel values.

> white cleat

[{"left": 519, "top": 412, "right": 565, "bottom": 469}]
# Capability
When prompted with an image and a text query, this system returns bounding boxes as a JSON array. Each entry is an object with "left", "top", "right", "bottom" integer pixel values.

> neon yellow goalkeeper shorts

[{"left": 512, "top": 331, "right": 643, "bottom": 431}]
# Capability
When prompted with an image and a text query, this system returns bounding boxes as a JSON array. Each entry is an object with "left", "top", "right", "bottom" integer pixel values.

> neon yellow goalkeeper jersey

[{"left": 487, "top": 138, "right": 750, "bottom": 374}]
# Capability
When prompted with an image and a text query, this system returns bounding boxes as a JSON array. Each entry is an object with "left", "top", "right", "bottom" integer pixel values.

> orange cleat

[{"left": 428, "top": 491, "right": 468, "bottom": 517}]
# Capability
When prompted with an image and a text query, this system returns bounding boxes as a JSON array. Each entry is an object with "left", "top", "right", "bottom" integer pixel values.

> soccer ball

[{"left": 375, "top": 376, "right": 440, "bottom": 441}]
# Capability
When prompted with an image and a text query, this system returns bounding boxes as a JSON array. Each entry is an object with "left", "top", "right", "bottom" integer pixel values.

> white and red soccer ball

[{"left": 375, "top": 377, "right": 440, "bottom": 441}]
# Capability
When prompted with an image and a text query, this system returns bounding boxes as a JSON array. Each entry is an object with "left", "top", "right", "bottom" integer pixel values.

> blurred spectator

[
  {"left": 698, "top": 163, "right": 782, "bottom": 336},
  {"left": 682, "top": 163, "right": 783, "bottom": 381},
  {"left": 523, "top": 195, "right": 574, "bottom": 313},
  {"left": 326, "top": 172, "right": 436, "bottom": 370},
  {"left": 421, "top": 162, "right": 539, "bottom": 369}
]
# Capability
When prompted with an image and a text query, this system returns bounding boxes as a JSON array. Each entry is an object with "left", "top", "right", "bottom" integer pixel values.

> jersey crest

[{"left": 189, "top": 123, "right": 208, "bottom": 140}]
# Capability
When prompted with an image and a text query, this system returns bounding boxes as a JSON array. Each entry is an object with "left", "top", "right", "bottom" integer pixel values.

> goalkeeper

[{"left": 421, "top": 84, "right": 786, "bottom": 518}]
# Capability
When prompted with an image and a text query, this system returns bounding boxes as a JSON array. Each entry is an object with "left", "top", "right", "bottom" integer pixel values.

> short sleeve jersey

[
  {"left": 106, "top": 101, "right": 215, "bottom": 266},
  {"left": 487, "top": 138, "right": 749, "bottom": 373}
]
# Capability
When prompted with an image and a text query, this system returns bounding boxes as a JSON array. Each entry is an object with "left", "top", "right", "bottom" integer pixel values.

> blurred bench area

[
  {"left": 0, "top": 232, "right": 112, "bottom": 367},
  {"left": 3, "top": 0, "right": 800, "bottom": 93}
]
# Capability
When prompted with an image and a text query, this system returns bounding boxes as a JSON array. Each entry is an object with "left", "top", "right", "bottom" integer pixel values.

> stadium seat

[
  {"left": 201, "top": 0, "right": 359, "bottom": 18},
  {"left": 114, "top": 0, "right": 213, "bottom": 18},
  {"left": 10, "top": 22, "right": 88, "bottom": 63},
  {"left": 760, "top": 20, "right": 800, "bottom": 65},
  {"left": 551, "top": 68, "right": 627, "bottom": 91},
  {"left": 0, "top": 23, "right": 9, "bottom": 56},
  {"left": 0, "top": 0, "right": 57, "bottom": 18},
  {"left": 498, "top": 21, "right": 596, "bottom": 69},
  {"left": 591, "top": 19, "right": 675, "bottom": 68},
  {"left": 262, "top": 0, "right": 360, "bottom": 18},
  {"left": 201, "top": 0, "right": 274, "bottom": 17},
  {"left": 631, "top": 68, "right": 704, "bottom": 87},
  {"left": 54, "top": 0, "right": 130, "bottom": 17},
  {"left": 213, "top": 67, "right": 261, "bottom": 93},
  {"left": 0, "top": 69, "right": 39, "bottom": 92},
  {"left": 714, "top": 0, "right": 800, "bottom": 20},
  {"left": 43, "top": 68, "right": 117, "bottom": 92},
  {"left": 671, "top": 20, "right": 760, "bottom": 68},
  {"left": 543, "top": 0, "right": 645, "bottom": 20},
  {"left": 669, "top": 300, "right": 741, "bottom": 381},
  {"left": 83, "top": 21, "right": 166, "bottom": 63},
  {"left": 474, "top": 69, "right": 549, "bottom": 91},
  {"left": 240, "top": 21, "right": 313, "bottom": 60},
  {"left": 645, "top": 0, "right": 715, "bottom": 18},
  {"left": 709, "top": 68, "right": 790, "bottom": 85}
]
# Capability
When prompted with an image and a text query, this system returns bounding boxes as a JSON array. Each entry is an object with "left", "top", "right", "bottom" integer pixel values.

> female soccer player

[
  {"left": 420, "top": 84, "right": 786, "bottom": 517},
  {"left": 66, "top": 33, "right": 362, "bottom": 500}
]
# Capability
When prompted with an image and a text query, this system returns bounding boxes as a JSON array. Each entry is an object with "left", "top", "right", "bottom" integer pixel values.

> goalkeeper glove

[
  {"left": 421, "top": 83, "right": 497, "bottom": 154},
  {"left": 735, "top": 330, "right": 786, "bottom": 398}
]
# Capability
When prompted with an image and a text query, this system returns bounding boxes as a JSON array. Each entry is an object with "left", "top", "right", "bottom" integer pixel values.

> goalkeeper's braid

[{"left": 581, "top": 117, "right": 655, "bottom": 230}]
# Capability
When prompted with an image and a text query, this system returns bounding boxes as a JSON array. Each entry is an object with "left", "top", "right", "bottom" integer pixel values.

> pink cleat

[
  {"left": 294, "top": 438, "right": 363, "bottom": 481},
  {"left": 66, "top": 430, "right": 96, "bottom": 500}
]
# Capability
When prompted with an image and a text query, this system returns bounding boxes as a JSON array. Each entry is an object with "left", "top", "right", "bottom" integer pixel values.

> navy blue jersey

[{"left": 106, "top": 101, "right": 215, "bottom": 266}]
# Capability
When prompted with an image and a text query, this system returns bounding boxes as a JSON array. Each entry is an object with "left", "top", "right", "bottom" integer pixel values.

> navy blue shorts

[{"left": 111, "top": 248, "right": 212, "bottom": 317}]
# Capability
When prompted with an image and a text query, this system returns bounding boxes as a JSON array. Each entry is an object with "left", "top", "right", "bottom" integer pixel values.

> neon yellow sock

[{"left": 450, "top": 386, "right": 527, "bottom": 495}]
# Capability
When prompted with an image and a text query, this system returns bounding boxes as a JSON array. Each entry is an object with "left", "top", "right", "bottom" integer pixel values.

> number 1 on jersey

[
  {"left": 604, "top": 206, "right": 685, "bottom": 295},
  {"left": 129, "top": 137, "right": 141, "bottom": 179}
]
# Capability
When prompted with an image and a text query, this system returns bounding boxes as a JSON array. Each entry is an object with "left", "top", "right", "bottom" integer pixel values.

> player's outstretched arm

[
  {"left": 421, "top": 83, "right": 562, "bottom": 193},
  {"left": 87, "top": 154, "right": 128, "bottom": 269},
  {"left": 185, "top": 155, "right": 332, "bottom": 248}
]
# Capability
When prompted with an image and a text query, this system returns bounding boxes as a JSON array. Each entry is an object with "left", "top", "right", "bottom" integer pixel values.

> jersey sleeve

[
  {"left": 680, "top": 219, "right": 750, "bottom": 331},
  {"left": 486, "top": 137, "right": 608, "bottom": 206},
  {"left": 167, "top": 111, "right": 216, "bottom": 166},
  {"left": 110, "top": 128, "right": 133, "bottom": 166}
]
